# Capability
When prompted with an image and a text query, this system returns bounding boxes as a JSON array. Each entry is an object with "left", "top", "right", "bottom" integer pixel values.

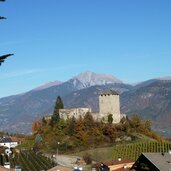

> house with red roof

[
  {"left": 98, "top": 158, "right": 134, "bottom": 171},
  {"left": 0, "top": 166, "right": 14, "bottom": 171}
]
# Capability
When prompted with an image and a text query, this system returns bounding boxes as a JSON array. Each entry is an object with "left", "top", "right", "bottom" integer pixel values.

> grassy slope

[
  {"left": 72, "top": 133, "right": 158, "bottom": 162},
  {"left": 74, "top": 146, "right": 114, "bottom": 162}
]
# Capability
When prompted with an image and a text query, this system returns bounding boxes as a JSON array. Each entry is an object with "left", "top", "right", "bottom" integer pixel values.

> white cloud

[
  {"left": 0, "top": 64, "right": 87, "bottom": 79},
  {"left": 0, "top": 69, "right": 40, "bottom": 79}
]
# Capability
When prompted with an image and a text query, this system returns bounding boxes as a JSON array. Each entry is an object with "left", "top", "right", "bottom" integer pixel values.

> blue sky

[{"left": 0, "top": 0, "right": 171, "bottom": 97}]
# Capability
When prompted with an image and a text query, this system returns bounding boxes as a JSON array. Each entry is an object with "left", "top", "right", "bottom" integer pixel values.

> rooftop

[
  {"left": 101, "top": 159, "right": 133, "bottom": 166},
  {"left": 142, "top": 152, "right": 171, "bottom": 171},
  {"left": 0, "top": 166, "right": 14, "bottom": 171},
  {"left": 0, "top": 138, "right": 13, "bottom": 143},
  {"left": 114, "top": 168, "right": 130, "bottom": 171},
  {"left": 98, "top": 159, "right": 134, "bottom": 171},
  {"left": 47, "top": 165, "right": 73, "bottom": 171},
  {"left": 100, "top": 89, "right": 119, "bottom": 96}
]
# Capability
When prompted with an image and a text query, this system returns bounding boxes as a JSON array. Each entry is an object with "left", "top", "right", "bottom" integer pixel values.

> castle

[
  {"left": 59, "top": 89, "right": 124, "bottom": 123},
  {"left": 99, "top": 89, "right": 122, "bottom": 123}
]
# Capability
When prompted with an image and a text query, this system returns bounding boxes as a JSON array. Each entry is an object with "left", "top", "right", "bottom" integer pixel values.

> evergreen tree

[
  {"left": 53, "top": 96, "right": 64, "bottom": 115},
  {"left": 108, "top": 114, "right": 113, "bottom": 124},
  {"left": 51, "top": 96, "right": 64, "bottom": 125}
]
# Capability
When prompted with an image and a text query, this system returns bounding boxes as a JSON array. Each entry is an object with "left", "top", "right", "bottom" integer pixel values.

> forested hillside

[{"left": 32, "top": 113, "right": 163, "bottom": 152}]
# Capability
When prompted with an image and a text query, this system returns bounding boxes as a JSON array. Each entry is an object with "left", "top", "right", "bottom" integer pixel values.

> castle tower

[{"left": 99, "top": 89, "right": 121, "bottom": 123}]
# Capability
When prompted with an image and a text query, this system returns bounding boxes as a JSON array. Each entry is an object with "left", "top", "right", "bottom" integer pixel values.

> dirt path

[
  {"left": 56, "top": 154, "right": 79, "bottom": 168},
  {"left": 46, "top": 154, "right": 91, "bottom": 170}
]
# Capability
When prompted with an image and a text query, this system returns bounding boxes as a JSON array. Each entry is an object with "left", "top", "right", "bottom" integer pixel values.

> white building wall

[
  {"left": 0, "top": 142, "right": 18, "bottom": 149},
  {"left": 56, "top": 90, "right": 124, "bottom": 124},
  {"left": 59, "top": 108, "right": 91, "bottom": 120}
]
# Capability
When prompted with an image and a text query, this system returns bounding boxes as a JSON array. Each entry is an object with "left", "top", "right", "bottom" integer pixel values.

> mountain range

[{"left": 0, "top": 71, "right": 171, "bottom": 137}]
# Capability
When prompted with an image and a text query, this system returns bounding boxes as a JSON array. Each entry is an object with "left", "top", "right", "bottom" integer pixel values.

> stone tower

[{"left": 99, "top": 89, "right": 121, "bottom": 123}]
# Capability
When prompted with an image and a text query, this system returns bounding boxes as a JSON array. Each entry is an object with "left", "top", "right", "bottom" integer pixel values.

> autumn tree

[
  {"left": 65, "top": 117, "right": 76, "bottom": 136},
  {"left": 74, "top": 116, "right": 88, "bottom": 143},
  {"left": 32, "top": 120, "right": 43, "bottom": 134},
  {"left": 102, "top": 123, "right": 117, "bottom": 141},
  {"left": 83, "top": 153, "right": 92, "bottom": 164},
  {"left": 42, "top": 116, "right": 47, "bottom": 125},
  {"left": 129, "top": 115, "right": 141, "bottom": 130},
  {"left": 83, "top": 112, "right": 95, "bottom": 130},
  {"left": 144, "top": 120, "right": 151, "bottom": 131}
]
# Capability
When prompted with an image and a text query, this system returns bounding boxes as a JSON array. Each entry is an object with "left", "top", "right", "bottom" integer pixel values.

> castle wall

[
  {"left": 58, "top": 90, "right": 123, "bottom": 124},
  {"left": 59, "top": 108, "right": 91, "bottom": 120}
]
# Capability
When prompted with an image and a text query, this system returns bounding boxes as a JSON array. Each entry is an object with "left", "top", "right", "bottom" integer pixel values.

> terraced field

[
  {"left": 113, "top": 141, "right": 171, "bottom": 160},
  {"left": 0, "top": 150, "right": 56, "bottom": 171}
]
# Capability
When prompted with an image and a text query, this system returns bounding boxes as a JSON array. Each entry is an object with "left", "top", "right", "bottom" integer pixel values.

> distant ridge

[
  {"left": 157, "top": 76, "right": 171, "bottom": 81},
  {"left": 33, "top": 81, "right": 63, "bottom": 91},
  {"left": 0, "top": 71, "right": 171, "bottom": 137},
  {"left": 33, "top": 71, "right": 123, "bottom": 92},
  {"left": 132, "top": 76, "right": 171, "bottom": 89}
]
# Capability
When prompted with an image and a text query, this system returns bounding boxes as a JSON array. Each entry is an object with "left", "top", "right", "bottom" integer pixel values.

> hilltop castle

[{"left": 59, "top": 89, "right": 124, "bottom": 123}]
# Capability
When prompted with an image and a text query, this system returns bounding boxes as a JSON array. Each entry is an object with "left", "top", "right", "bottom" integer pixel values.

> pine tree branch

[
  {"left": 0, "top": 54, "right": 13, "bottom": 65},
  {"left": 0, "top": 16, "right": 6, "bottom": 19}
]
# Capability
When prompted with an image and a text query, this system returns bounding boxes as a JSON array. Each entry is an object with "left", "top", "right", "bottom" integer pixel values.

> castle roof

[{"left": 101, "top": 89, "right": 119, "bottom": 96}]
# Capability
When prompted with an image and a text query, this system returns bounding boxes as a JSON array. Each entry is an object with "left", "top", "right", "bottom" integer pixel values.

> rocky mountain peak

[{"left": 71, "top": 71, "right": 123, "bottom": 88}]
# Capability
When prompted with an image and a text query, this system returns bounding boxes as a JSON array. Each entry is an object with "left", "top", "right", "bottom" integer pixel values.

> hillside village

[
  {"left": 1, "top": 71, "right": 171, "bottom": 170},
  {"left": 0, "top": 52, "right": 171, "bottom": 170},
  {"left": 28, "top": 89, "right": 170, "bottom": 171},
  {"left": 1, "top": 89, "right": 171, "bottom": 170}
]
